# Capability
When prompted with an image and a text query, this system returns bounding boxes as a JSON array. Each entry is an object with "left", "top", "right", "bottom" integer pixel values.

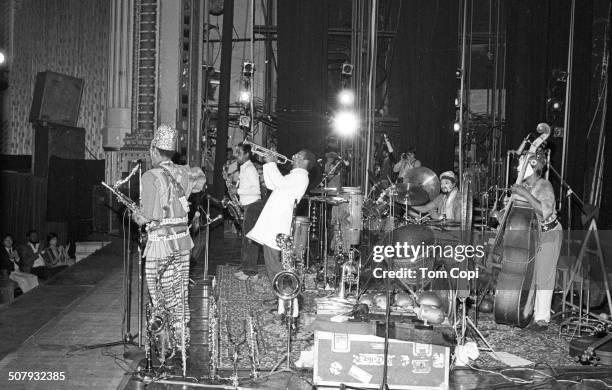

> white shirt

[
  {"left": 29, "top": 242, "right": 45, "bottom": 268},
  {"left": 237, "top": 160, "right": 261, "bottom": 206},
  {"left": 247, "top": 163, "right": 309, "bottom": 250}
]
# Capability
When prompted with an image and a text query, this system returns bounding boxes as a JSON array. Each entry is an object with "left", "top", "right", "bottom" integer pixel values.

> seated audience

[
  {"left": 42, "top": 233, "right": 74, "bottom": 269},
  {"left": 0, "top": 234, "right": 39, "bottom": 293},
  {"left": 19, "top": 230, "right": 46, "bottom": 276}
]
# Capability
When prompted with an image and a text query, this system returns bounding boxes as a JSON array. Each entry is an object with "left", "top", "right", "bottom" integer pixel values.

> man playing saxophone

[
  {"left": 246, "top": 147, "right": 316, "bottom": 285},
  {"left": 132, "top": 124, "right": 206, "bottom": 358},
  {"left": 233, "top": 142, "right": 264, "bottom": 280}
]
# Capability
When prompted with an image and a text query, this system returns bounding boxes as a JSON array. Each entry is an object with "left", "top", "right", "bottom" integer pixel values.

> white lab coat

[{"left": 247, "top": 163, "right": 309, "bottom": 250}]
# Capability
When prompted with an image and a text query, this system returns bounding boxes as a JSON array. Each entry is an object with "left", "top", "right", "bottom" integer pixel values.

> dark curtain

[
  {"left": 47, "top": 156, "right": 104, "bottom": 240},
  {"left": 0, "top": 173, "right": 47, "bottom": 245},
  {"left": 277, "top": 0, "right": 329, "bottom": 159},
  {"left": 387, "top": 0, "right": 459, "bottom": 175},
  {"left": 505, "top": 0, "right": 593, "bottom": 228}
]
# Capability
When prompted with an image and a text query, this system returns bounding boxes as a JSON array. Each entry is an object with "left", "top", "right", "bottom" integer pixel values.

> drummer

[{"left": 410, "top": 171, "right": 461, "bottom": 223}]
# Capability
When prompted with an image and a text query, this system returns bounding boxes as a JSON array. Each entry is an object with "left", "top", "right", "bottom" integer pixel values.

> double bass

[{"left": 492, "top": 123, "right": 551, "bottom": 327}]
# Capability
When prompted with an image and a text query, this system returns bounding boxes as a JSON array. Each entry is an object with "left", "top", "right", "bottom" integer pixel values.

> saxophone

[
  {"left": 246, "top": 311, "right": 260, "bottom": 379},
  {"left": 222, "top": 165, "right": 244, "bottom": 222},
  {"left": 208, "top": 298, "right": 219, "bottom": 379}
]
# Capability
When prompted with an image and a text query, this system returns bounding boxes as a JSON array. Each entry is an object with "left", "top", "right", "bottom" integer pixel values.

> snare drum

[
  {"left": 363, "top": 199, "right": 389, "bottom": 219},
  {"left": 292, "top": 216, "right": 311, "bottom": 259}
]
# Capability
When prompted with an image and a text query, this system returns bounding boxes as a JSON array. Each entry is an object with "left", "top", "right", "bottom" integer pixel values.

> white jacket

[{"left": 247, "top": 163, "right": 309, "bottom": 250}]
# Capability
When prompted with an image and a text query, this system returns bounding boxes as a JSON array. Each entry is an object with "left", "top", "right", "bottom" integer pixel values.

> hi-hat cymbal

[{"left": 391, "top": 167, "right": 440, "bottom": 206}]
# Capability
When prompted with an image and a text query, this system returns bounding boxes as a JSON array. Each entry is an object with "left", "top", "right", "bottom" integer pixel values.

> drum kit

[{"left": 299, "top": 166, "right": 460, "bottom": 274}]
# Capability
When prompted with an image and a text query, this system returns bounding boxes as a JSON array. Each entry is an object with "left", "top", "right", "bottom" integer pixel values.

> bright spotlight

[
  {"left": 453, "top": 122, "right": 461, "bottom": 132},
  {"left": 239, "top": 90, "right": 251, "bottom": 103},
  {"left": 338, "top": 89, "right": 355, "bottom": 106},
  {"left": 333, "top": 111, "right": 359, "bottom": 136},
  {"left": 0, "top": 51, "right": 5, "bottom": 65}
]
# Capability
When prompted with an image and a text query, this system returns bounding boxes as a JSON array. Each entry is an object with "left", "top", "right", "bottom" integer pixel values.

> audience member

[
  {"left": 1, "top": 234, "right": 38, "bottom": 293},
  {"left": 19, "top": 230, "right": 46, "bottom": 276},
  {"left": 42, "top": 233, "right": 74, "bottom": 269}
]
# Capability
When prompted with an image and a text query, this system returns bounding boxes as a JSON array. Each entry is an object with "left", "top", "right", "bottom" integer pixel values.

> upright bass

[{"left": 492, "top": 123, "right": 551, "bottom": 327}]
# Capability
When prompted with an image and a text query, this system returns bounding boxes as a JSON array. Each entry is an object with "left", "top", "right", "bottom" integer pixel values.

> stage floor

[
  {"left": 0, "top": 235, "right": 142, "bottom": 390},
  {"left": 2, "top": 228, "right": 611, "bottom": 390}
]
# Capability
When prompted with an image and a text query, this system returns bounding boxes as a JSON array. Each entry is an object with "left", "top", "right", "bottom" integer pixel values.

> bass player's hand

[{"left": 132, "top": 210, "right": 150, "bottom": 226}]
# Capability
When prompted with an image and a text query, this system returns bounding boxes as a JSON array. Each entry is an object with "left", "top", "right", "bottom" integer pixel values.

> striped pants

[{"left": 145, "top": 250, "right": 191, "bottom": 341}]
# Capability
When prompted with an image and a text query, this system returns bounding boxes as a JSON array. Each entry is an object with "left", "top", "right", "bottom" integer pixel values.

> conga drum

[{"left": 336, "top": 187, "right": 363, "bottom": 246}]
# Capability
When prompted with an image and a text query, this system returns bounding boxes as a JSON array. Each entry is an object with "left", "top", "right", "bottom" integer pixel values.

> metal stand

[{"left": 268, "top": 299, "right": 297, "bottom": 375}]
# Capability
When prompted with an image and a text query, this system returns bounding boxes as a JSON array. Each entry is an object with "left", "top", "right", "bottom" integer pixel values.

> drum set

[{"left": 293, "top": 167, "right": 465, "bottom": 290}]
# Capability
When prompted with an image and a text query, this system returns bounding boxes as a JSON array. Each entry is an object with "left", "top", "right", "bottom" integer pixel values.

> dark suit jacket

[
  {"left": 18, "top": 243, "right": 42, "bottom": 273},
  {"left": 0, "top": 247, "right": 20, "bottom": 278}
]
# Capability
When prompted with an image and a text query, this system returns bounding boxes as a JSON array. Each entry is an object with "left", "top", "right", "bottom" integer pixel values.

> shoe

[
  {"left": 234, "top": 271, "right": 249, "bottom": 281},
  {"left": 242, "top": 269, "right": 258, "bottom": 277},
  {"left": 530, "top": 321, "right": 549, "bottom": 332},
  {"left": 263, "top": 298, "right": 278, "bottom": 306},
  {"left": 248, "top": 274, "right": 259, "bottom": 281}
]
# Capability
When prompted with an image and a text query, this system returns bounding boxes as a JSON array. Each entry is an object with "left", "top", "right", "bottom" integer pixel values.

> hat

[
  {"left": 325, "top": 152, "right": 339, "bottom": 159},
  {"left": 439, "top": 171, "right": 457, "bottom": 183},
  {"left": 151, "top": 124, "right": 178, "bottom": 151}
]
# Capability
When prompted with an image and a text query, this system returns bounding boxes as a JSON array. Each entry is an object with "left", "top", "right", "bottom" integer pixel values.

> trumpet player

[
  {"left": 234, "top": 142, "right": 264, "bottom": 280},
  {"left": 247, "top": 148, "right": 316, "bottom": 285}
]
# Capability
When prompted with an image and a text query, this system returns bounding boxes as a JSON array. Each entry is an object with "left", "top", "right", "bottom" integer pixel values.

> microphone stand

[{"left": 84, "top": 161, "right": 144, "bottom": 358}]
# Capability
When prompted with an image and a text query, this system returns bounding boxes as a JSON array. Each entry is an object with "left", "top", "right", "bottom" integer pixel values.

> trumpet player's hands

[{"left": 263, "top": 153, "right": 278, "bottom": 163}]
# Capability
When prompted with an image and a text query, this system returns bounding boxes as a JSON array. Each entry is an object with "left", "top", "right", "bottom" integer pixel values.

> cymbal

[
  {"left": 310, "top": 187, "right": 339, "bottom": 195},
  {"left": 423, "top": 220, "right": 461, "bottom": 227},
  {"left": 326, "top": 196, "right": 348, "bottom": 205},
  {"left": 392, "top": 167, "right": 440, "bottom": 206}
]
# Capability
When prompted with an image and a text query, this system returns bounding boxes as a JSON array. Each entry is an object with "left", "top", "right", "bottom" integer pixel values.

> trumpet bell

[{"left": 272, "top": 270, "right": 301, "bottom": 300}]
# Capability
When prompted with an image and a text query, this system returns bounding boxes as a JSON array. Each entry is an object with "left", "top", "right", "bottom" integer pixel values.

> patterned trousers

[{"left": 145, "top": 250, "right": 191, "bottom": 341}]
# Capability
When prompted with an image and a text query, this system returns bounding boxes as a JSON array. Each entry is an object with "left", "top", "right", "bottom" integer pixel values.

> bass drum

[
  {"left": 377, "top": 224, "right": 436, "bottom": 287},
  {"left": 494, "top": 200, "right": 539, "bottom": 328}
]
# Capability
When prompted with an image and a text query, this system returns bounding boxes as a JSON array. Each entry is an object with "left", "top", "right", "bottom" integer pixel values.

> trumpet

[{"left": 242, "top": 140, "right": 296, "bottom": 164}]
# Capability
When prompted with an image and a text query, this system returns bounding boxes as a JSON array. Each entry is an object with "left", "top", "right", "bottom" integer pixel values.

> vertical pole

[
  {"left": 458, "top": 0, "right": 469, "bottom": 180},
  {"left": 560, "top": 0, "right": 575, "bottom": 211},
  {"left": 188, "top": 0, "right": 204, "bottom": 167},
  {"left": 364, "top": 0, "right": 378, "bottom": 196},
  {"left": 213, "top": 0, "right": 234, "bottom": 199}
]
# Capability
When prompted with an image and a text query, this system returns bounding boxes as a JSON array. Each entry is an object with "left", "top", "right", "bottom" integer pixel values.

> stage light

[
  {"left": 0, "top": 51, "right": 5, "bottom": 65},
  {"left": 453, "top": 122, "right": 461, "bottom": 132},
  {"left": 341, "top": 63, "right": 354, "bottom": 77},
  {"left": 242, "top": 62, "right": 254, "bottom": 77},
  {"left": 547, "top": 98, "right": 563, "bottom": 112},
  {"left": 332, "top": 111, "right": 359, "bottom": 136},
  {"left": 454, "top": 98, "right": 460, "bottom": 108},
  {"left": 239, "top": 90, "right": 251, "bottom": 103},
  {"left": 338, "top": 89, "right": 355, "bottom": 106}
]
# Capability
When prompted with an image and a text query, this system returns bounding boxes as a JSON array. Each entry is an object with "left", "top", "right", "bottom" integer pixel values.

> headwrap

[
  {"left": 151, "top": 124, "right": 178, "bottom": 151},
  {"left": 439, "top": 171, "right": 457, "bottom": 184}
]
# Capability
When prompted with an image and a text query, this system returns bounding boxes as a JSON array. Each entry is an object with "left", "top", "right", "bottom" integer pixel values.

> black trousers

[{"left": 241, "top": 200, "right": 264, "bottom": 273}]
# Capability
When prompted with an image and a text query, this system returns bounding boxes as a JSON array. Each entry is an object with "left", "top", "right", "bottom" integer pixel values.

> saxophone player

[
  {"left": 247, "top": 149, "right": 316, "bottom": 286},
  {"left": 234, "top": 142, "right": 264, "bottom": 280},
  {"left": 132, "top": 124, "right": 206, "bottom": 356}
]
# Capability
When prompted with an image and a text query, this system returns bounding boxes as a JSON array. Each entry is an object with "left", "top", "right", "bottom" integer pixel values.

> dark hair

[
  {"left": 300, "top": 149, "right": 317, "bottom": 171},
  {"left": 2, "top": 234, "right": 14, "bottom": 242},
  {"left": 237, "top": 142, "right": 253, "bottom": 160},
  {"left": 47, "top": 232, "right": 58, "bottom": 244},
  {"left": 26, "top": 230, "right": 38, "bottom": 237},
  {"left": 155, "top": 147, "right": 176, "bottom": 160}
]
